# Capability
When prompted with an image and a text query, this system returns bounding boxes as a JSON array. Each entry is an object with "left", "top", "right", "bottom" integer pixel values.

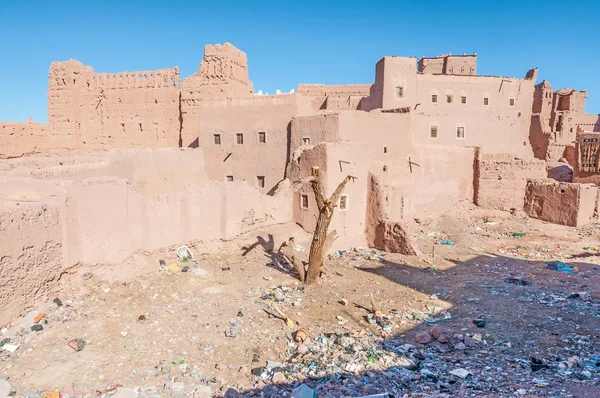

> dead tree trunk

[{"left": 280, "top": 166, "right": 354, "bottom": 284}]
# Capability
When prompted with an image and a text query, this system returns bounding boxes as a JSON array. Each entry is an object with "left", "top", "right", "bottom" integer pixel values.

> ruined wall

[
  {"left": 0, "top": 119, "right": 71, "bottom": 159},
  {"left": 297, "top": 84, "right": 371, "bottom": 110},
  {"left": 475, "top": 154, "right": 547, "bottom": 210},
  {"left": 418, "top": 54, "right": 477, "bottom": 76},
  {"left": 181, "top": 43, "right": 254, "bottom": 147},
  {"left": 197, "top": 94, "right": 313, "bottom": 193},
  {"left": 48, "top": 60, "right": 181, "bottom": 151},
  {"left": 0, "top": 199, "right": 65, "bottom": 327},
  {"left": 524, "top": 179, "right": 597, "bottom": 227},
  {"left": 288, "top": 142, "right": 371, "bottom": 251}
]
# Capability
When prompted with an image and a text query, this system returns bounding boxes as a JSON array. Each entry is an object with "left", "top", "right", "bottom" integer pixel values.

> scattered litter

[
  {"left": 546, "top": 262, "right": 578, "bottom": 273},
  {"left": 472, "top": 318, "right": 486, "bottom": 328},
  {"left": 511, "top": 232, "right": 526, "bottom": 238},
  {"left": 222, "top": 267, "right": 231, "bottom": 271},
  {"left": 68, "top": 339, "right": 85, "bottom": 352},
  {"left": 176, "top": 245, "right": 194, "bottom": 260},
  {"left": 167, "top": 263, "right": 181, "bottom": 272},
  {"left": 294, "top": 329, "right": 307, "bottom": 343},
  {"left": 504, "top": 277, "right": 531, "bottom": 286},
  {"left": 439, "top": 241, "right": 454, "bottom": 245},
  {"left": 53, "top": 297, "right": 63, "bottom": 306},
  {"left": 34, "top": 313, "right": 45, "bottom": 324},
  {"left": 2, "top": 343, "right": 19, "bottom": 353},
  {"left": 485, "top": 221, "right": 499, "bottom": 226},
  {"left": 291, "top": 384, "right": 317, "bottom": 398},
  {"left": 31, "top": 324, "right": 43, "bottom": 332}
]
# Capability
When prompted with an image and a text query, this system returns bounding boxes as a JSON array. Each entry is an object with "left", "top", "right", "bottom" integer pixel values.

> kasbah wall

[{"left": 2, "top": 42, "right": 600, "bottom": 325}]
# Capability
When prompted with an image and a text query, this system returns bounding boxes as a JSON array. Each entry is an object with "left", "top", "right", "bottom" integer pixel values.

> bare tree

[{"left": 280, "top": 166, "right": 355, "bottom": 285}]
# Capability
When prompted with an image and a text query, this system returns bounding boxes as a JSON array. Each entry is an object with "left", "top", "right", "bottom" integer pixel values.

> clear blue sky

[{"left": 1, "top": 0, "right": 598, "bottom": 122}]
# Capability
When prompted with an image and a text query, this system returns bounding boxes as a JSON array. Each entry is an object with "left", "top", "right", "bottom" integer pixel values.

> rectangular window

[
  {"left": 301, "top": 194, "right": 309, "bottom": 209},
  {"left": 509, "top": 98, "right": 515, "bottom": 107},
  {"left": 258, "top": 131, "right": 266, "bottom": 143},
  {"left": 446, "top": 94, "right": 453, "bottom": 103},
  {"left": 236, "top": 133, "right": 244, "bottom": 145},
  {"left": 456, "top": 126, "right": 465, "bottom": 139},
  {"left": 396, "top": 86, "right": 404, "bottom": 98},
  {"left": 226, "top": 175, "right": 233, "bottom": 182},
  {"left": 339, "top": 195, "right": 348, "bottom": 210},
  {"left": 430, "top": 126, "right": 438, "bottom": 138},
  {"left": 383, "top": 146, "right": 388, "bottom": 154},
  {"left": 257, "top": 176, "right": 265, "bottom": 188},
  {"left": 302, "top": 137, "right": 311, "bottom": 145},
  {"left": 213, "top": 134, "right": 221, "bottom": 145},
  {"left": 431, "top": 94, "right": 437, "bottom": 103},
  {"left": 483, "top": 97, "right": 489, "bottom": 106},
  {"left": 461, "top": 96, "right": 467, "bottom": 104}
]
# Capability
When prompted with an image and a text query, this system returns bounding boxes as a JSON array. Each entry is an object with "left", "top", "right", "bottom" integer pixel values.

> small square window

[
  {"left": 257, "top": 176, "right": 265, "bottom": 188},
  {"left": 236, "top": 133, "right": 244, "bottom": 145},
  {"left": 431, "top": 94, "right": 437, "bottom": 103},
  {"left": 301, "top": 194, "right": 309, "bottom": 209},
  {"left": 213, "top": 134, "right": 221, "bottom": 145},
  {"left": 456, "top": 126, "right": 465, "bottom": 139},
  {"left": 302, "top": 137, "right": 311, "bottom": 145},
  {"left": 509, "top": 98, "right": 515, "bottom": 107},
  {"left": 226, "top": 175, "right": 233, "bottom": 182},
  {"left": 446, "top": 95, "right": 453, "bottom": 103},
  {"left": 430, "top": 126, "right": 438, "bottom": 138},
  {"left": 461, "top": 96, "right": 467, "bottom": 104},
  {"left": 483, "top": 97, "right": 489, "bottom": 105},
  {"left": 396, "top": 86, "right": 404, "bottom": 98},
  {"left": 339, "top": 195, "right": 348, "bottom": 210},
  {"left": 258, "top": 132, "right": 266, "bottom": 143}
]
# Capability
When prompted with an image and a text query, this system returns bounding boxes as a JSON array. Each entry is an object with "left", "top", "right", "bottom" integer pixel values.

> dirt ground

[{"left": 1, "top": 205, "right": 599, "bottom": 397}]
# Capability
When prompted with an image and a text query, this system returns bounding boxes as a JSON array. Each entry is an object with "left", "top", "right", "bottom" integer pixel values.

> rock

[
  {"left": 53, "top": 298, "right": 63, "bottom": 306},
  {"left": 297, "top": 344, "right": 309, "bottom": 354},
  {"left": 580, "top": 370, "right": 592, "bottom": 380},
  {"left": 224, "top": 388, "right": 241, "bottom": 398},
  {"left": 68, "top": 338, "right": 85, "bottom": 352},
  {"left": 473, "top": 318, "right": 486, "bottom": 328},
  {"left": 429, "top": 326, "right": 452, "bottom": 343},
  {"left": 31, "top": 324, "right": 43, "bottom": 332},
  {"left": 112, "top": 389, "right": 137, "bottom": 398},
  {"left": 272, "top": 371, "right": 286, "bottom": 384},
  {"left": 415, "top": 331, "right": 433, "bottom": 344},
  {"left": 464, "top": 336, "right": 478, "bottom": 347},
  {"left": 0, "top": 379, "right": 11, "bottom": 398},
  {"left": 454, "top": 343, "right": 467, "bottom": 350}
]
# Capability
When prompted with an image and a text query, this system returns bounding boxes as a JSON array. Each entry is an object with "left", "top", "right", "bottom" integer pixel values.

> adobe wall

[
  {"left": 475, "top": 154, "right": 547, "bottom": 210},
  {"left": 0, "top": 120, "right": 72, "bottom": 159},
  {"left": 48, "top": 60, "right": 182, "bottom": 152},
  {"left": 524, "top": 179, "right": 597, "bottom": 227},
  {"left": 297, "top": 84, "right": 371, "bottom": 110},
  {"left": 181, "top": 43, "right": 254, "bottom": 147},
  {"left": 0, "top": 199, "right": 65, "bottom": 327},
  {"left": 413, "top": 73, "right": 536, "bottom": 156},
  {"left": 196, "top": 94, "right": 313, "bottom": 193},
  {"left": 288, "top": 142, "right": 371, "bottom": 251}
]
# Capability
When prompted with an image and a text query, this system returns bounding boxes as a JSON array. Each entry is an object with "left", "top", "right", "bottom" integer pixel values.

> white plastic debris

[
  {"left": 291, "top": 384, "right": 317, "bottom": 398},
  {"left": 449, "top": 368, "right": 471, "bottom": 378},
  {"left": 176, "top": 245, "right": 193, "bottom": 260},
  {"left": 2, "top": 344, "right": 19, "bottom": 353}
]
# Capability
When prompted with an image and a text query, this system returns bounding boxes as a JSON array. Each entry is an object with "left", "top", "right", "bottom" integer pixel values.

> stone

[
  {"left": 112, "top": 389, "right": 137, "bottom": 398},
  {"left": 297, "top": 344, "right": 309, "bottom": 354},
  {"left": 429, "top": 326, "right": 452, "bottom": 343},
  {"left": 68, "top": 338, "right": 85, "bottom": 352},
  {"left": 580, "top": 370, "right": 592, "bottom": 380},
  {"left": 0, "top": 379, "right": 11, "bottom": 398},
  {"left": 464, "top": 336, "right": 478, "bottom": 347},
  {"left": 415, "top": 331, "right": 433, "bottom": 344},
  {"left": 272, "top": 372, "right": 286, "bottom": 384},
  {"left": 454, "top": 343, "right": 467, "bottom": 350},
  {"left": 31, "top": 324, "right": 43, "bottom": 332},
  {"left": 449, "top": 368, "right": 471, "bottom": 379},
  {"left": 224, "top": 388, "right": 241, "bottom": 398}
]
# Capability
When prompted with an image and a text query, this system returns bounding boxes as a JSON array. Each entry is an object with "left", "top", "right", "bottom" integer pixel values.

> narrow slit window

[
  {"left": 339, "top": 195, "right": 348, "bottom": 210},
  {"left": 430, "top": 126, "right": 438, "bottom": 138},
  {"left": 456, "top": 126, "right": 465, "bottom": 139},
  {"left": 383, "top": 146, "right": 388, "bottom": 154},
  {"left": 396, "top": 86, "right": 404, "bottom": 98},
  {"left": 258, "top": 131, "right": 266, "bottom": 143},
  {"left": 257, "top": 176, "right": 265, "bottom": 188},
  {"left": 483, "top": 97, "right": 489, "bottom": 105},
  {"left": 214, "top": 134, "right": 221, "bottom": 145},
  {"left": 301, "top": 194, "right": 309, "bottom": 209},
  {"left": 302, "top": 137, "right": 311, "bottom": 145},
  {"left": 461, "top": 96, "right": 467, "bottom": 104},
  {"left": 226, "top": 175, "right": 233, "bottom": 182},
  {"left": 236, "top": 133, "right": 244, "bottom": 145},
  {"left": 431, "top": 94, "right": 438, "bottom": 103},
  {"left": 509, "top": 98, "right": 515, "bottom": 107}
]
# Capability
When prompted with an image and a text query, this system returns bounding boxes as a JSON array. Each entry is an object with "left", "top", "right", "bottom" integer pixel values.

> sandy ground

[{"left": 1, "top": 206, "right": 599, "bottom": 397}]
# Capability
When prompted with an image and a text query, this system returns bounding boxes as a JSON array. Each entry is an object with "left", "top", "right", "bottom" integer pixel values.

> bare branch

[
  {"left": 323, "top": 229, "right": 339, "bottom": 254},
  {"left": 279, "top": 239, "right": 306, "bottom": 282},
  {"left": 329, "top": 173, "right": 356, "bottom": 205},
  {"left": 291, "top": 176, "right": 317, "bottom": 193}
]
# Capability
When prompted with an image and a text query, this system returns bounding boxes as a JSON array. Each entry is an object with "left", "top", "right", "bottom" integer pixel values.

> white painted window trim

[
  {"left": 456, "top": 124, "right": 466, "bottom": 140},
  {"left": 301, "top": 136, "right": 311, "bottom": 146}
]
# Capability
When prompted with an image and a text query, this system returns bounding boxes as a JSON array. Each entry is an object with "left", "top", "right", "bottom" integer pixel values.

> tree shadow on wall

[{"left": 224, "top": 250, "right": 600, "bottom": 397}]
